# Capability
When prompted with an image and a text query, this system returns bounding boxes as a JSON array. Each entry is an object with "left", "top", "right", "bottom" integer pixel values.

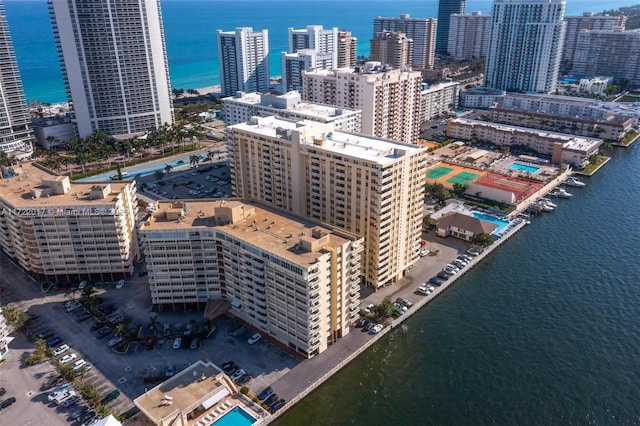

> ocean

[{"left": 6, "top": 0, "right": 640, "bottom": 104}]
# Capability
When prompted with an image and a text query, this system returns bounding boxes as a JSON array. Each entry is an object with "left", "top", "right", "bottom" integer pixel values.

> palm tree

[
  {"left": 206, "top": 150, "right": 215, "bottom": 163},
  {"left": 189, "top": 154, "right": 200, "bottom": 167},
  {"left": 96, "top": 405, "right": 110, "bottom": 418},
  {"left": 164, "top": 163, "right": 173, "bottom": 174},
  {"left": 113, "top": 322, "right": 128, "bottom": 338},
  {"left": 148, "top": 315, "right": 159, "bottom": 335}
]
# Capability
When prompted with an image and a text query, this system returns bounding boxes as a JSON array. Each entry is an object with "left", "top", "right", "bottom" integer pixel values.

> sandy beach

[{"left": 196, "top": 85, "right": 221, "bottom": 96}]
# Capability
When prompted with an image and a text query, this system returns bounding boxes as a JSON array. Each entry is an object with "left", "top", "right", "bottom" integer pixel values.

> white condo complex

[
  {"left": 48, "top": 0, "right": 174, "bottom": 138},
  {"left": 217, "top": 27, "right": 270, "bottom": 97},
  {"left": 484, "top": 0, "right": 566, "bottom": 93}
]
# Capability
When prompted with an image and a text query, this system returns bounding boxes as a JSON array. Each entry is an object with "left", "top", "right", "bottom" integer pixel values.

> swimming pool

[
  {"left": 509, "top": 163, "right": 539, "bottom": 174},
  {"left": 210, "top": 407, "right": 256, "bottom": 426},
  {"left": 473, "top": 212, "right": 510, "bottom": 235}
]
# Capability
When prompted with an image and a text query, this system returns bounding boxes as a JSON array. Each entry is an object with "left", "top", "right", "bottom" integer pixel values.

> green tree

[
  {"left": 206, "top": 150, "right": 215, "bottom": 163},
  {"left": 1, "top": 305, "right": 30, "bottom": 330},
  {"left": 471, "top": 232, "right": 494, "bottom": 247},
  {"left": 148, "top": 315, "right": 159, "bottom": 334},
  {"left": 96, "top": 405, "right": 111, "bottom": 417},
  {"left": 375, "top": 297, "right": 394, "bottom": 318},
  {"left": 189, "top": 154, "right": 200, "bottom": 167},
  {"left": 452, "top": 182, "right": 467, "bottom": 196},
  {"left": 78, "top": 382, "right": 102, "bottom": 407},
  {"left": 164, "top": 163, "right": 173, "bottom": 174}
]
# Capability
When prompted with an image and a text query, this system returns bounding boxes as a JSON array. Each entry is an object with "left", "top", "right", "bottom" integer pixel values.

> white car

[
  {"left": 73, "top": 359, "right": 87, "bottom": 370},
  {"left": 116, "top": 279, "right": 125, "bottom": 289},
  {"left": 172, "top": 337, "right": 182, "bottom": 349},
  {"left": 53, "top": 344, "right": 69, "bottom": 356},
  {"left": 59, "top": 353, "right": 77, "bottom": 364},
  {"left": 370, "top": 324, "right": 384, "bottom": 334},
  {"left": 78, "top": 281, "right": 87, "bottom": 289},
  {"left": 229, "top": 368, "right": 246, "bottom": 381},
  {"left": 247, "top": 333, "right": 262, "bottom": 345}
]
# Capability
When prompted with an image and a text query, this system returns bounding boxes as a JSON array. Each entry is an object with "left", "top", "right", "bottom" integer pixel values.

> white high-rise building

[
  {"left": 217, "top": 27, "right": 270, "bottom": 97},
  {"left": 573, "top": 29, "right": 640, "bottom": 87},
  {"left": 48, "top": 0, "right": 174, "bottom": 138},
  {"left": 228, "top": 115, "right": 427, "bottom": 288},
  {"left": 302, "top": 62, "right": 423, "bottom": 143},
  {"left": 447, "top": 11, "right": 491, "bottom": 60},
  {"left": 485, "top": 0, "right": 566, "bottom": 93},
  {"left": 288, "top": 25, "right": 338, "bottom": 67},
  {"left": 281, "top": 49, "right": 333, "bottom": 93},
  {"left": 373, "top": 14, "right": 437, "bottom": 69},
  {"left": 562, "top": 12, "right": 626, "bottom": 74},
  {"left": 0, "top": 2, "right": 33, "bottom": 160}
]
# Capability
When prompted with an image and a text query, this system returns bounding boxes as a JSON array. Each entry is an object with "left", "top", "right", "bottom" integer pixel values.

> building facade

[
  {"left": 228, "top": 115, "right": 427, "bottom": 288},
  {"left": 302, "top": 62, "right": 423, "bottom": 143},
  {"left": 0, "top": 307, "right": 9, "bottom": 361},
  {"left": 484, "top": 0, "right": 566, "bottom": 93},
  {"left": 221, "top": 91, "right": 362, "bottom": 133},
  {"left": 370, "top": 31, "right": 413, "bottom": 69},
  {"left": 447, "top": 11, "right": 491, "bottom": 60},
  {"left": 0, "top": 2, "right": 33, "bottom": 160},
  {"left": 562, "top": 12, "right": 626, "bottom": 74},
  {"left": 217, "top": 27, "right": 270, "bottom": 97},
  {"left": 337, "top": 30, "right": 358, "bottom": 68},
  {"left": 573, "top": 29, "right": 640, "bottom": 87},
  {"left": 31, "top": 116, "right": 74, "bottom": 149},
  {"left": 437, "top": 0, "right": 467, "bottom": 53},
  {"left": 421, "top": 81, "right": 459, "bottom": 122},
  {"left": 0, "top": 164, "right": 139, "bottom": 282},
  {"left": 281, "top": 49, "right": 333, "bottom": 93},
  {"left": 373, "top": 15, "right": 437, "bottom": 69},
  {"left": 288, "top": 25, "right": 338, "bottom": 67},
  {"left": 48, "top": 0, "right": 173, "bottom": 138},
  {"left": 140, "top": 200, "right": 363, "bottom": 358},
  {"left": 446, "top": 117, "right": 602, "bottom": 167}
]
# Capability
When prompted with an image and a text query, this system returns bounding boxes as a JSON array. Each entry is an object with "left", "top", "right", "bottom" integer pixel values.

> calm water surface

[{"left": 276, "top": 144, "right": 640, "bottom": 424}]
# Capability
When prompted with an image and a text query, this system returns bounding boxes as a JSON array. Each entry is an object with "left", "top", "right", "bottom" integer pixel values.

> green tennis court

[
  {"left": 425, "top": 166, "right": 454, "bottom": 180},
  {"left": 446, "top": 171, "right": 479, "bottom": 185}
]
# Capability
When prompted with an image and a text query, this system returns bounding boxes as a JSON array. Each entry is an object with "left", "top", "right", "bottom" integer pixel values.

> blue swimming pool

[
  {"left": 473, "top": 212, "right": 510, "bottom": 235},
  {"left": 210, "top": 407, "right": 256, "bottom": 426},
  {"left": 508, "top": 163, "right": 540, "bottom": 174}
]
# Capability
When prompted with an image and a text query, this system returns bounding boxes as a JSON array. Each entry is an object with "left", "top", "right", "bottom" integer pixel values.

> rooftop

[
  {"left": 230, "top": 115, "right": 424, "bottom": 166},
  {"left": 0, "top": 163, "right": 132, "bottom": 208},
  {"left": 134, "top": 361, "right": 232, "bottom": 425},
  {"left": 140, "top": 199, "right": 359, "bottom": 267}
]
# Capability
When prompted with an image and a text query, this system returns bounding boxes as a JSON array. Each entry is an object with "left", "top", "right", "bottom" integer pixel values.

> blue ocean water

[{"left": 6, "top": 0, "right": 639, "bottom": 103}]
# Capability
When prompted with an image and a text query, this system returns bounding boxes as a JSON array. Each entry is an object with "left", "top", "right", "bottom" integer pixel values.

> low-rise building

[
  {"left": 139, "top": 199, "right": 363, "bottom": 359},
  {"left": 134, "top": 361, "right": 255, "bottom": 426},
  {"left": 30, "top": 115, "right": 74, "bottom": 148},
  {"left": 0, "top": 163, "right": 139, "bottom": 282},
  {"left": 435, "top": 212, "right": 497, "bottom": 241},
  {"left": 459, "top": 87, "right": 506, "bottom": 108},
  {"left": 221, "top": 91, "right": 361, "bottom": 133},
  {"left": 446, "top": 118, "right": 603, "bottom": 168},
  {"left": 420, "top": 81, "right": 459, "bottom": 122}
]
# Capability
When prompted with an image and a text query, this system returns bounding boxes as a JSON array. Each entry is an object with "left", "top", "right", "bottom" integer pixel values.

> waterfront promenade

[{"left": 261, "top": 218, "right": 530, "bottom": 425}]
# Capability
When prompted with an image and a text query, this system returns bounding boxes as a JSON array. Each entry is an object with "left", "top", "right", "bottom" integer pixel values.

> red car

[{"left": 145, "top": 339, "right": 155, "bottom": 350}]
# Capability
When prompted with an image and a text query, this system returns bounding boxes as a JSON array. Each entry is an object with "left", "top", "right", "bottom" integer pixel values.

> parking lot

[{"left": 0, "top": 255, "right": 298, "bottom": 423}]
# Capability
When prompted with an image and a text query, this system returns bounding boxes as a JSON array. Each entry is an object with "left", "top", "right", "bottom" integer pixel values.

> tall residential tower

[
  {"left": 48, "top": 0, "right": 174, "bottom": 138},
  {"left": 436, "top": 0, "right": 467, "bottom": 54},
  {"left": 0, "top": 1, "right": 33, "bottom": 160},
  {"left": 373, "top": 15, "right": 437, "bottom": 69},
  {"left": 217, "top": 27, "right": 270, "bottom": 97},
  {"left": 484, "top": 0, "right": 566, "bottom": 93}
]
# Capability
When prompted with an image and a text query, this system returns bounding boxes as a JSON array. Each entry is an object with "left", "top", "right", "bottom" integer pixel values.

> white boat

[
  {"left": 564, "top": 177, "right": 586, "bottom": 187},
  {"left": 541, "top": 204, "right": 555, "bottom": 212},
  {"left": 552, "top": 188, "right": 573, "bottom": 198},
  {"left": 539, "top": 197, "right": 557, "bottom": 208}
]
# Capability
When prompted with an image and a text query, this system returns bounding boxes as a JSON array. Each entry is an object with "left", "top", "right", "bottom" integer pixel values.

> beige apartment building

[
  {"left": 139, "top": 199, "right": 363, "bottom": 359},
  {"left": 370, "top": 31, "right": 413, "bottom": 68},
  {"left": 302, "top": 62, "right": 423, "bottom": 143},
  {"left": 337, "top": 30, "right": 357, "bottom": 68},
  {"left": 0, "top": 163, "right": 139, "bottom": 282},
  {"left": 228, "top": 115, "right": 426, "bottom": 288}
]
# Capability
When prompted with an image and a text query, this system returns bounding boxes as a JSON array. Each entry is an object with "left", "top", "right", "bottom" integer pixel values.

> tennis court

[
  {"left": 425, "top": 166, "right": 454, "bottom": 180},
  {"left": 446, "top": 171, "right": 479, "bottom": 186}
]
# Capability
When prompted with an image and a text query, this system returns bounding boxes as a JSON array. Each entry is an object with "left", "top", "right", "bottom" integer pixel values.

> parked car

[
  {"left": 36, "top": 329, "right": 54, "bottom": 340},
  {"left": 396, "top": 298, "right": 413, "bottom": 308},
  {"left": 116, "top": 279, "right": 125, "bottom": 289},
  {"left": 269, "top": 398, "right": 285, "bottom": 413},
  {"left": 165, "top": 364, "right": 175, "bottom": 377},
  {"left": 163, "top": 323, "right": 171, "bottom": 337},
  {"left": 100, "top": 389, "right": 120, "bottom": 405},
  {"left": 354, "top": 317, "right": 367, "bottom": 328},
  {"left": 221, "top": 361, "right": 238, "bottom": 375},
  {"left": 145, "top": 339, "right": 155, "bottom": 350},
  {"left": 73, "top": 359, "right": 87, "bottom": 370},
  {"left": 76, "top": 312, "right": 92, "bottom": 322},
  {"left": 172, "top": 338, "right": 182, "bottom": 349},
  {"left": 0, "top": 396, "right": 16, "bottom": 410},
  {"left": 370, "top": 324, "right": 384, "bottom": 334},
  {"left": 429, "top": 277, "right": 443, "bottom": 286},
  {"left": 107, "top": 336, "right": 123, "bottom": 348},
  {"left": 437, "top": 271, "right": 450, "bottom": 280},
  {"left": 60, "top": 394, "right": 80, "bottom": 407},
  {"left": 94, "top": 328, "right": 112, "bottom": 339},
  {"left": 59, "top": 353, "right": 77, "bottom": 364},
  {"left": 78, "top": 281, "right": 87, "bottom": 290},
  {"left": 258, "top": 387, "right": 273, "bottom": 401},
  {"left": 189, "top": 338, "right": 200, "bottom": 350},
  {"left": 90, "top": 322, "right": 104, "bottom": 332},
  {"left": 263, "top": 393, "right": 278, "bottom": 407},
  {"left": 0, "top": 387, "right": 5, "bottom": 397},
  {"left": 46, "top": 336, "right": 62, "bottom": 348},
  {"left": 229, "top": 368, "right": 246, "bottom": 382},
  {"left": 47, "top": 384, "right": 70, "bottom": 402},
  {"left": 247, "top": 333, "right": 262, "bottom": 345},
  {"left": 53, "top": 344, "right": 69, "bottom": 356},
  {"left": 418, "top": 285, "right": 431, "bottom": 295}
]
